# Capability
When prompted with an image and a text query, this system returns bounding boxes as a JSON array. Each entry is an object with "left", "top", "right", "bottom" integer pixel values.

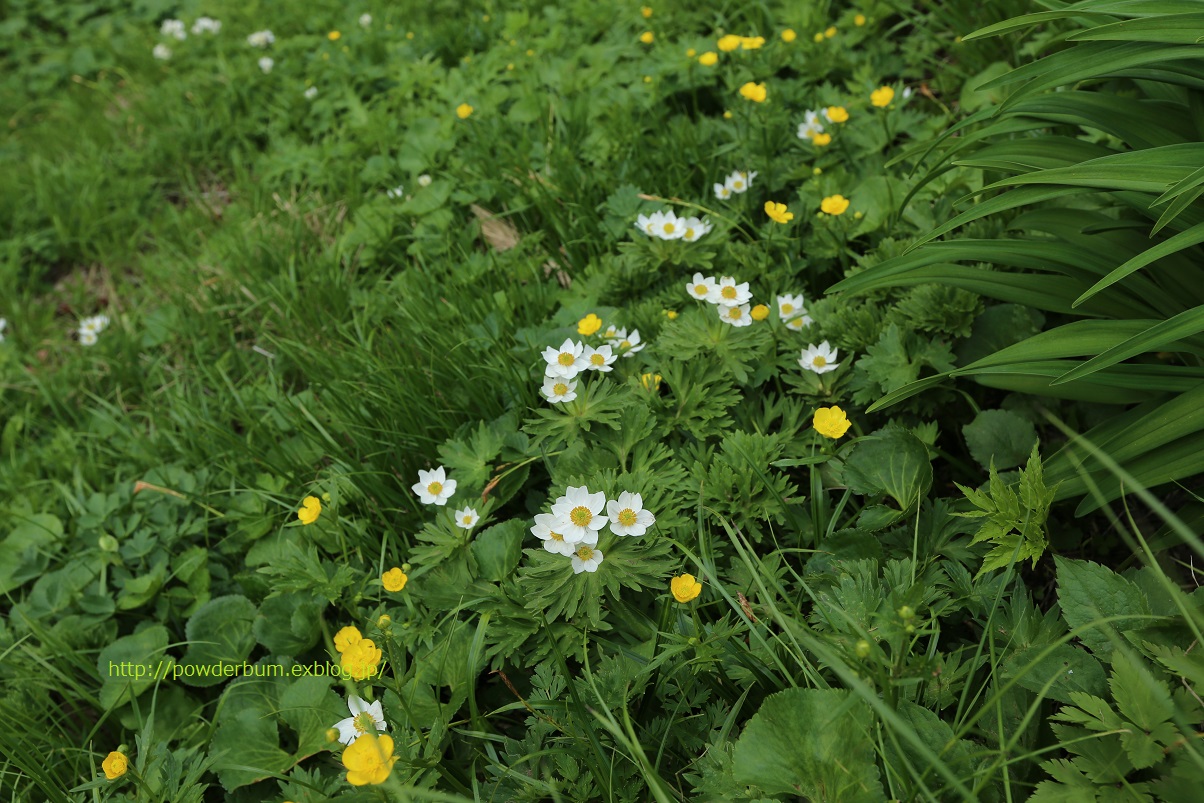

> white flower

[
  {"left": 708, "top": 276, "right": 752, "bottom": 307},
  {"left": 680, "top": 216, "right": 712, "bottom": 242},
  {"left": 191, "top": 17, "right": 221, "bottom": 35},
  {"left": 386, "top": 185, "right": 404, "bottom": 199},
  {"left": 653, "top": 210, "right": 684, "bottom": 240},
  {"left": 417, "top": 174, "right": 432, "bottom": 187},
  {"left": 550, "top": 486, "right": 608, "bottom": 543},
  {"left": 411, "top": 466, "right": 457, "bottom": 505},
  {"left": 785, "top": 315, "right": 813, "bottom": 331},
  {"left": 542, "top": 338, "right": 587, "bottom": 379},
  {"left": 686, "top": 272, "right": 716, "bottom": 301},
  {"left": 0, "top": 318, "right": 7, "bottom": 343},
  {"left": 247, "top": 30, "right": 275, "bottom": 48},
  {"left": 606, "top": 492, "right": 656, "bottom": 537},
  {"left": 583, "top": 344, "right": 617, "bottom": 372},
  {"left": 800, "top": 341, "right": 841, "bottom": 374},
  {"left": 359, "top": 13, "right": 373, "bottom": 28},
  {"left": 540, "top": 375, "right": 578, "bottom": 404},
  {"left": 718, "top": 303, "right": 752, "bottom": 327},
  {"left": 332, "top": 695, "right": 387, "bottom": 746},
  {"left": 531, "top": 512, "right": 581, "bottom": 555},
  {"left": 153, "top": 44, "right": 172, "bottom": 60},
  {"left": 777, "top": 293, "right": 807, "bottom": 321},
  {"left": 160, "top": 19, "right": 187, "bottom": 40},
  {"left": 454, "top": 506, "right": 480, "bottom": 530},
  {"left": 798, "top": 110, "right": 824, "bottom": 140},
  {"left": 79, "top": 329, "right": 99, "bottom": 347},
  {"left": 258, "top": 56, "right": 274, "bottom": 74},
  {"left": 724, "top": 170, "right": 757, "bottom": 194},
  {"left": 714, "top": 183, "right": 732, "bottom": 200},
  {"left": 602, "top": 324, "right": 621, "bottom": 340},
  {"left": 902, "top": 86, "right": 913, "bottom": 99},
  {"left": 571, "top": 543, "right": 604, "bottom": 574},
  {"left": 635, "top": 211, "right": 663, "bottom": 237},
  {"left": 80, "top": 315, "right": 110, "bottom": 334},
  {"left": 608, "top": 329, "right": 645, "bottom": 357},
  {"left": 304, "top": 86, "right": 318, "bottom": 100}
]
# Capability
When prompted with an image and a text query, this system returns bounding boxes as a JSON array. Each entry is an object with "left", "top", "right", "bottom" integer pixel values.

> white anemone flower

[
  {"left": 192, "top": 17, "right": 221, "bottom": 34},
  {"left": 80, "top": 315, "right": 110, "bottom": 334},
  {"left": 718, "top": 303, "right": 752, "bottom": 327},
  {"left": 385, "top": 185, "right": 404, "bottom": 199},
  {"left": 247, "top": 30, "right": 275, "bottom": 47},
  {"left": 540, "top": 375, "right": 578, "bottom": 404},
  {"left": 454, "top": 506, "right": 480, "bottom": 530},
  {"left": 800, "top": 341, "right": 841, "bottom": 374},
  {"left": 258, "top": 56, "right": 274, "bottom": 74},
  {"left": 777, "top": 294, "right": 806, "bottom": 321},
  {"left": 411, "top": 466, "right": 456, "bottom": 505},
  {"left": 550, "top": 486, "right": 608, "bottom": 543},
  {"left": 606, "top": 492, "right": 656, "bottom": 537},
  {"left": 686, "top": 273, "right": 717, "bottom": 301},
  {"left": 708, "top": 276, "right": 752, "bottom": 307},
  {"left": 417, "top": 174, "right": 433, "bottom": 187},
  {"left": 785, "top": 314, "right": 814, "bottom": 331},
  {"left": 304, "top": 86, "right": 318, "bottom": 100},
  {"left": 79, "top": 329, "right": 99, "bottom": 347},
  {"left": 724, "top": 170, "right": 757, "bottom": 194},
  {"left": 161, "top": 19, "right": 187, "bottom": 40},
  {"left": 153, "top": 44, "right": 172, "bottom": 60},
  {"left": 583, "top": 344, "right": 617, "bottom": 372},
  {"left": 332, "top": 695, "right": 387, "bottom": 746},
  {"left": 571, "top": 543, "right": 604, "bottom": 573},
  {"left": 609, "top": 329, "right": 645, "bottom": 357},
  {"left": 798, "top": 110, "right": 824, "bottom": 140},
  {"left": 531, "top": 512, "right": 582, "bottom": 555},
  {"left": 359, "top": 13, "right": 373, "bottom": 27},
  {"left": 542, "top": 338, "right": 587, "bottom": 379},
  {"left": 635, "top": 211, "right": 664, "bottom": 237},
  {"left": 681, "top": 217, "right": 712, "bottom": 242},
  {"left": 714, "top": 182, "right": 732, "bottom": 200},
  {"left": 653, "top": 210, "right": 685, "bottom": 240}
]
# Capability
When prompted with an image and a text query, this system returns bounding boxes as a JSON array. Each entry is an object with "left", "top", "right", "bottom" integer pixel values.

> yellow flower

[
  {"left": 781, "top": 28, "right": 797, "bottom": 42},
  {"left": 640, "top": 31, "right": 654, "bottom": 44},
  {"left": 686, "top": 48, "right": 696, "bottom": 57},
  {"left": 739, "top": 82, "right": 767, "bottom": 103},
  {"left": 340, "top": 638, "right": 382, "bottom": 680},
  {"left": 382, "top": 567, "right": 408, "bottom": 592},
  {"left": 671, "top": 574, "right": 702, "bottom": 603},
  {"left": 825, "top": 105, "right": 849, "bottom": 123},
  {"left": 813, "top": 406, "right": 852, "bottom": 439},
  {"left": 740, "top": 36, "right": 765, "bottom": 49},
  {"left": 507, "top": 63, "right": 515, "bottom": 70},
  {"left": 813, "top": 166, "right": 823, "bottom": 175},
  {"left": 717, "top": 34, "right": 742, "bottom": 52},
  {"left": 405, "top": 31, "right": 414, "bottom": 39},
  {"left": 824, "top": 26, "right": 837, "bottom": 38},
  {"left": 723, "top": 110, "right": 732, "bottom": 119},
  {"left": 664, "top": 310, "right": 678, "bottom": 320},
  {"left": 334, "top": 625, "right": 363, "bottom": 653},
  {"left": 297, "top": 495, "right": 321, "bottom": 525},
  {"left": 102, "top": 751, "right": 128, "bottom": 780},
  {"left": 821, "top": 194, "right": 850, "bottom": 215},
  {"left": 813, "top": 32, "right": 824, "bottom": 42},
  {"left": 764, "top": 201, "right": 794, "bottom": 224},
  {"left": 456, "top": 103, "right": 474, "bottom": 119},
  {"left": 871, "top": 86, "right": 895, "bottom": 107},
  {"left": 578, "top": 313, "right": 603, "bottom": 336},
  {"left": 640, "top": 373, "right": 662, "bottom": 391},
  {"left": 698, "top": 51, "right": 718, "bottom": 66},
  {"left": 642, "top": 5, "right": 653, "bottom": 17},
  {"left": 342, "top": 733, "right": 397, "bottom": 786},
  {"left": 751, "top": 304, "right": 770, "bottom": 321},
  {"left": 854, "top": 13, "right": 867, "bottom": 26},
  {"left": 811, "top": 132, "right": 832, "bottom": 146},
  {"left": 643, "top": 75, "right": 652, "bottom": 83},
  {"left": 328, "top": 30, "right": 341, "bottom": 41}
]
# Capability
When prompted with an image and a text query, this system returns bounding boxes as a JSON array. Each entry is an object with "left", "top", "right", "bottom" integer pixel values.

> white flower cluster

[
  {"left": 799, "top": 341, "right": 841, "bottom": 374},
  {"left": 685, "top": 273, "right": 759, "bottom": 327},
  {"left": 385, "top": 185, "right": 405, "bottom": 199},
  {"left": 304, "top": 86, "right": 319, "bottom": 100},
  {"left": 191, "top": 17, "right": 221, "bottom": 35},
  {"left": 634, "top": 209, "right": 712, "bottom": 242},
  {"left": 776, "top": 293, "right": 813, "bottom": 331},
  {"left": 539, "top": 329, "right": 643, "bottom": 404},
  {"left": 798, "top": 110, "right": 825, "bottom": 140},
  {"left": 79, "top": 314, "right": 110, "bottom": 347},
  {"left": 410, "top": 466, "right": 480, "bottom": 529},
  {"left": 247, "top": 30, "right": 275, "bottom": 48},
  {"left": 160, "top": 19, "right": 187, "bottom": 40},
  {"left": 359, "top": 13, "right": 373, "bottom": 28},
  {"left": 713, "top": 169, "right": 757, "bottom": 200},
  {"left": 531, "top": 486, "right": 656, "bottom": 573},
  {"left": 258, "top": 56, "right": 274, "bottom": 74},
  {"left": 153, "top": 44, "right": 172, "bottom": 60}
]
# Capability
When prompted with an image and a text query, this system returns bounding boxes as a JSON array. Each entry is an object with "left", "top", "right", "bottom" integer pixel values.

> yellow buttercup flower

[
  {"left": 854, "top": 14, "right": 867, "bottom": 26},
  {"left": 640, "top": 373, "right": 662, "bottom": 391},
  {"left": 297, "top": 495, "right": 322, "bottom": 525},
  {"left": 717, "top": 34, "right": 742, "bottom": 52},
  {"left": 340, "top": 638, "right": 382, "bottom": 680},
  {"left": 813, "top": 406, "right": 851, "bottom": 439},
  {"left": 671, "top": 574, "right": 702, "bottom": 603},
  {"left": 781, "top": 28, "right": 797, "bottom": 42},
  {"left": 821, "top": 194, "right": 850, "bottom": 215},
  {"left": 813, "top": 32, "right": 824, "bottom": 42},
  {"left": 334, "top": 625, "right": 363, "bottom": 653},
  {"left": 342, "top": 733, "right": 397, "bottom": 786},
  {"left": 698, "top": 51, "right": 718, "bottom": 66},
  {"left": 751, "top": 304, "right": 770, "bottom": 321},
  {"left": 764, "top": 201, "right": 793, "bottom": 224},
  {"left": 824, "top": 26, "right": 837, "bottom": 38},
  {"left": 456, "top": 103, "right": 474, "bottom": 119},
  {"left": 811, "top": 132, "right": 832, "bottom": 146},
  {"left": 640, "top": 31, "right": 654, "bottom": 44},
  {"left": 102, "top": 751, "right": 128, "bottom": 780},
  {"left": 382, "top": 567, "right": 408, "bottom": 592},
  {"left": 328, "top": 30, "right": 341, "bottom": 41},
  {"left": 642, "top": 5, "right": 653, "bottom": 18},
  {"left": 739, "top": 82, "right": 767, "bottom": 103},
  {"left": 871, "top": 86, "right": 895, "bottom": 107},
  {"left": 740, "top": 36, "right": 765, "bottom": 50},
  {"left": 826, "top": 105, "right": 849, "bottom": 123},
  {"left": 578, "top": 313, "right": 603, "bottom": 336}
]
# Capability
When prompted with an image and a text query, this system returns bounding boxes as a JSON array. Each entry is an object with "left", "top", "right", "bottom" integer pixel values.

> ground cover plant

[{"left": 2, "top": 0, "right": 1204, "bottom": 800}]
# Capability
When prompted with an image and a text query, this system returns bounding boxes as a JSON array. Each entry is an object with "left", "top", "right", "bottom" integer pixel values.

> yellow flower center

[
  {"left": 620, "top": 340, "right": 631, "bottom": 349},
  {"left": 782, "top": 303, "right": 794, "bottom": 314},
  {"left": 576, "top": 545, "right": 595, "bottom": 560},
  {"left": 463, "top": 515, "right": 473, "bottom": 524},
  {"left": 570, "top": 506, "right": 592, "bottom": 526},
  {"left": 354, "top": 711, "right": 376, "bottom": 734},
  {"left": 427, "top": 481, "right": 443, "bottom": 495},
  {"left": 558, "top": 352, "right": 575, "bottom": 366},
  {"left": 591, "top": 353, "right": 605, "bottom": 366},
  {"left": 553, "top": 382, "right": 568, "bottom": 395},
  {"left": 550, "top": 530, "right": 564, "bottom": 541},
  {"left": 733, "top": 180, "right": 744, "bottom": 190},
  {"left": 813, "top": 356, "right": 827, "bottom": 367},
  {"left": 730, "top": 307, "right": 743, "bottom": 319},
  {"left": 685, "top": 228, "right": 695, "bottom": 238},
  {"left": 618, "top": 509, "right": 637, "bottom": 527},
  {"left": 721, "top": 286, "right": 737, "bottom": 299},
  {"left": 694, "top": 284, "right": 708, "bottom": 295},
  {"left": 663, "top": 223, "right": 675, "bottom": 234}
]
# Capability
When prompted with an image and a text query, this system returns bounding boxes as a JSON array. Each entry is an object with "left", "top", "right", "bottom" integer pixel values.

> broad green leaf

[
  {"left": 842, "top": 428, "right": 933, "bottom": 511},
  {"left": 252, "top": 593, "right": 324, "bottom": 656},
  {"left": 470, "top": 518, "right": 524, "bottom": 582},
  {"left": 963, "top": 409, "right": 1040, "bottom": 471},
  {"left": 178, "top": 595, "right": 259, "bottom": 687},
  {"left": 0, "top": 513, "right": 64, "bottom": 595},
  {"left": 96, "top": 625, "right": 172, "bottom": 709}
]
